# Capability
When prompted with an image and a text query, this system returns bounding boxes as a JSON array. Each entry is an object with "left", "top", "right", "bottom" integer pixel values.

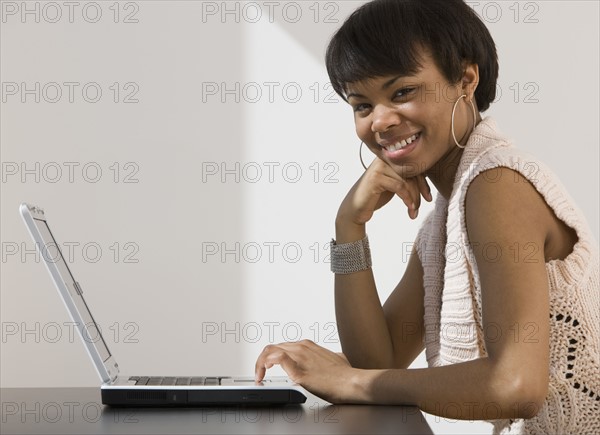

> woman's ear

[{"left": 461, "top": 62, "right": 480, "bottom": 102}]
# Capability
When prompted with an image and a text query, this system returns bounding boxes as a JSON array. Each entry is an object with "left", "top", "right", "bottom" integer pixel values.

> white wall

[{"left": 1, "top": 1, "right": 598, "bottom": 434}]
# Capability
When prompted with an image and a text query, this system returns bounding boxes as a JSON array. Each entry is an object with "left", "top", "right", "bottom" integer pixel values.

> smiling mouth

[{"left": 379, "top": 132, "right": 421, "bottom": 153}]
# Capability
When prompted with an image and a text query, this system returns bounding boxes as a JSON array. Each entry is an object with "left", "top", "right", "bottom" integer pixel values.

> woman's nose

[{"left": 371, "top": 105, "right": 401, "bottom": 133}]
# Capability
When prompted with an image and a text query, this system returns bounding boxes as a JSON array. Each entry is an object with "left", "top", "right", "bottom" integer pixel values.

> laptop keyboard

[{"left": 129, "top": 376, "right": 224, "bottom": 386}]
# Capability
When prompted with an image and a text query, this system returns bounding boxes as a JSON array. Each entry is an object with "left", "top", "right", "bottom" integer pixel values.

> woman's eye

[
  {"left": 353, "top": 103, "right": 371, "bottom": 113},
  {"left": 394, "top": 87, "right": 415, "bottom": 99}
]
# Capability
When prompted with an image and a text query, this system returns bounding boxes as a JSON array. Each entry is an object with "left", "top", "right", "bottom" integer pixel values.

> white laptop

[{"left": 20, "top": 203, "right": 307, "bottom": 406}]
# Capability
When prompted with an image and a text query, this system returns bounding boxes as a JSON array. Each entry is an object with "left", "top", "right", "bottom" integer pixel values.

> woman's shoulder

[
  {"left": 472, "top": 144, "right": 551, "bottom": 183},
  {"left": 465, "top": 144, "right": 577, "bottom": 221},
  {"left": 465, "top": 149, "right": 596, "bottom": 266},
  {"left": 478, "top": 147, "right": 586, "bottom": 214},
  {"left": 465, "top": 165, "right": 555, "bottom": 242}
]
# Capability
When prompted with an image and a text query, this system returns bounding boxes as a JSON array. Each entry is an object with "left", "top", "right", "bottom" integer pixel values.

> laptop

[{"left": 19, "top": 203, "right": 307, "bottom": 406}]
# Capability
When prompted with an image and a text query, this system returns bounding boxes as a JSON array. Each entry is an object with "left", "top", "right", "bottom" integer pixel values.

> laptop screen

[{"left": 33, "top": 218, "right": 112, "bottom": 363}]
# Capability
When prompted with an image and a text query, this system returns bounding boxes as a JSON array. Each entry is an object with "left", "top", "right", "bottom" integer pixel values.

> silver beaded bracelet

[{"left": 330, "top": 235, "right": 372, "bottom": 274}]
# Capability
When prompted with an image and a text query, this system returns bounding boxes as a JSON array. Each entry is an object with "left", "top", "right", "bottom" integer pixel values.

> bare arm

[
  {"left": 256, "top": 168, "right": 551, "bottom": 420},
  {"left": 335, "top": 237, "right": 425, "bottom": 369},
  {"left": 333, "top": 158, "right": 430, "bottom": 369},
  {"left": 382, "top": 245, "right": 425, "bottom": 369},
  {"left": 350, "top": 168, "right": 551, "bottom": 419}
]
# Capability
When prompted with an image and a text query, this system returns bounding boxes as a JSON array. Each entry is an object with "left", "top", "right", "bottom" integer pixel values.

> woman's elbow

[{"left": 502, "top": 371, "right": 548, "bottom": 419}]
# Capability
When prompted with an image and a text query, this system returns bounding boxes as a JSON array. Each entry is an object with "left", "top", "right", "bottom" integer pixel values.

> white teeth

[{"left": 384, "top": 133, "right": 420, "bottom": 153}]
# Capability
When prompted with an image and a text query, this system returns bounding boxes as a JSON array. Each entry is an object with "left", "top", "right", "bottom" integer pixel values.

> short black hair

[{"left": 325, "top": 0, "right": 499, "bottom": 112}]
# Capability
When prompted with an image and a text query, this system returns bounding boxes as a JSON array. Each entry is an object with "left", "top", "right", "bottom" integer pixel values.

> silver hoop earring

[
  {"left": 451, "top": 94, "right": 478, "bottom": 149},
  {"left": 359, "top": 141, "right": 368, "bottom": 170}
]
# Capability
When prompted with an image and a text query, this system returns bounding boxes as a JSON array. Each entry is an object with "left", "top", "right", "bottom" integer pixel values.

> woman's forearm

[
  {"left": 351, "top": 357, "right": 544, "bottom": 420},
  {"left": 334, "top": 220, "right": 395, "bottom": 369}
]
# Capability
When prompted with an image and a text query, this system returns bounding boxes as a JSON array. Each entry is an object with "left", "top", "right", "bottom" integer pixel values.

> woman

[{"left": 254, "top": 1, "right": 599, "bottom": 433}]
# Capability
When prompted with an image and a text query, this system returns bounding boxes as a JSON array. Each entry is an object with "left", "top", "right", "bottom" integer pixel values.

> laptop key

[
  {"left": 190, "top": 377, "right": 206, "bottom": 385},
  {"left": 136, "top": 377, "right": 149, "bottom": 385},
  {"left": 128, "top": 376, "right": 140, "bottom": 381},
  {"left": 204, "top": 377, "right": 220, "bottom": 386},
  {"left": 176, "top": 377, "right": 191, "bottom": 385},
  {"left": 147, "top": 377, "right": 163, "bottom": 386},
  {"left": 162, "top": 377, "right": 176, "bottom": 385}
]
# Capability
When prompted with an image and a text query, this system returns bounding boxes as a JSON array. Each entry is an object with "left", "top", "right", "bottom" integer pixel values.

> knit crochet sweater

[{"left": 414, "top": 116, "right": 599, "bottom": 434}]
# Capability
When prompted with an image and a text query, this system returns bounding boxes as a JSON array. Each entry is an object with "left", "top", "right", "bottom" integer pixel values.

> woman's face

[{"left": 346, "top": 48, "right": 476, "bottom": 179}]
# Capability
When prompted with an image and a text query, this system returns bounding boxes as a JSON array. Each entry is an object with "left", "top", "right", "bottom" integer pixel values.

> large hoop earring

[
  {"left": 451, "top": 94, "right": 477, "bottom": 149},
  {"left": 359, "top": 141, "right": 368, "bottom": 170}
]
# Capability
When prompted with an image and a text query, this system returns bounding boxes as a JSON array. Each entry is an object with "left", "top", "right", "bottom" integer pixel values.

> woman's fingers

[
  {"left": 416, "top": 174, "right": 433, "bottom": 202},
  {"left": 254, "top": 340, "right": 355, "bottom": 403},
  {"left": 376, "top": 162, "right": 433, "bottom": 218},
  {"left": 377, "top": 174, "right": 419, "bottom": 218},
  {"left": 338, "top": 156, "right": 430, "bottom": 226},
  {"left": 255, "top": 344, "right": 279, "bottom": 382},
  {"left": 255, "top": 340, "right": 346, "bottom": 383},
  {"left": 255, "top": 344, "right": 302, "bottom": 383}
]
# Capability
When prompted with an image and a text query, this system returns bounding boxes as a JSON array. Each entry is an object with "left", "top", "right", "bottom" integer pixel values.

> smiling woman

[{"left": 254, "top": 1, "right": 600, "bottom": 434}]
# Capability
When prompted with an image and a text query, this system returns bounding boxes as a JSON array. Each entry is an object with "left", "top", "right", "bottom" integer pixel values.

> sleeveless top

[{"left": 414, "top": 116, "right": 600, "bottom": 434}]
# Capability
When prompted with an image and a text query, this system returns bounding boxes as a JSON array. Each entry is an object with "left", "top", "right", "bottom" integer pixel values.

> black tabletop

[{"left": 1, "top": 387, "right": 433, "bottom": 434}]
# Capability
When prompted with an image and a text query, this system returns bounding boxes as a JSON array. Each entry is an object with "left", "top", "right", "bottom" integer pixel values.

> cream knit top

[{"left": 414, "top": 116, "right": 599, "bottom": 434}]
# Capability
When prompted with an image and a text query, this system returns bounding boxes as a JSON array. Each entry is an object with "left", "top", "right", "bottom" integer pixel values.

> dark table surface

[{"left": 1, "top": 387, "right": 433, "bottom": 434}]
